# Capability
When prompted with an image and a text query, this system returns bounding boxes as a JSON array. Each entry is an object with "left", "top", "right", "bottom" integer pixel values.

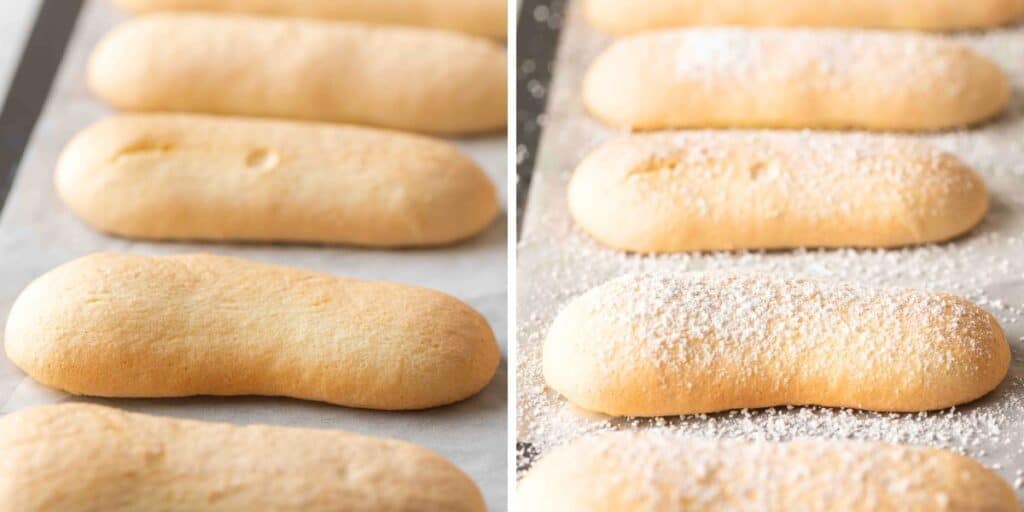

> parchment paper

[
  {"left": 0, "top": 1, "right": 508, "bottom": 510},
  {"left": 517, "top": 0, "right": 1024, "bottom": 498}
]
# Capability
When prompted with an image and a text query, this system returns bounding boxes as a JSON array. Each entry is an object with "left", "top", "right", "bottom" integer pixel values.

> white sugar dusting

[
  {"left": 529, "top": 433, "right": 1010, "bottom": 509},
  {"left": 566, "top": 272, "right": 996, "bottom": 380},
  {"left": 645, "top": 28, "right": 981, "bottom": 97},
  {"left": 596, "top": 132, "right": 981, "bottom": 223},
  {"left": 518, "top": 0, "right": 1024, "bottom": 497}
]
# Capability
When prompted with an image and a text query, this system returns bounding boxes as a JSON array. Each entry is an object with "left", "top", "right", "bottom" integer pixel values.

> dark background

[
  {"left": 0, "top": 0, "right": 84, "bottom": 214},
  {"left": 516, "top": 0, "right": 567, "bottom": 234}
]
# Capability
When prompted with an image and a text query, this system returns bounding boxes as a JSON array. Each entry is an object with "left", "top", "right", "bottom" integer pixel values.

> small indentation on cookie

[
  {"left": 627, "top": 155, "right": 685, "bottom": 176},
  {"left": 111, "top": 140, "right": 176, "bottom": 162},
  {"left": 748, "top": 161, "right": 767, "bottom": 179},
  {"left": 748, "top": 161, "right": 780, "bottom": 181},
  {"left": 245, "top": 148, "right": 280, "bottom": 171},
  {"left": 142, "top": 445, "right": 165, "bottom": 463}
]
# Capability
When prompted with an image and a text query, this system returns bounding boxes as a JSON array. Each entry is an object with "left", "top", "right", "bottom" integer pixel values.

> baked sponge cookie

[
  {"left": 568, "top": 132, "right": 988, "bottom": 252},
  {"left": 57, "top": 114, "right": 498, "bottom": 247},
  {"left": 583, "top": 28, "right": 1009, "bottom": 131},
  {"left": 112, "top": 0, "right": 507, "bottom": 39},
  {"left": 5, "top": 253, "right": 500, "bottom": 410},
  {"left": 518, "top": 432, "right": 1018, "bottom": 512},
  {"left": 584, "top": 0, "right": 1024, "bottom": 34},
  {"left": 88, "top": 14, "right": 507, "bottom": 134},
  {"left": 0, "top": 403, "right": 486, "bottom": 511},
  {"left": 544, "top": 272, "right": 1009, "bottom": 416}
]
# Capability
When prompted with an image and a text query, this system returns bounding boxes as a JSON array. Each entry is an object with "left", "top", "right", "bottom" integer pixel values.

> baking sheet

[
  {"left": 0, "top": 1, "right": 508, "bottom": 510},
  {"left": 0, "top": 1, "right": 40, "bottom": 100},
  {"left": 516, "top": 0, "right": 1024, "bottom": 498}
]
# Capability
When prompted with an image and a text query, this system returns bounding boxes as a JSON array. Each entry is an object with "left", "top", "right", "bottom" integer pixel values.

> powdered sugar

[
  {"left": 518, "top": 0, "right": 1024, "bottom": 495},
  {"left": 568, "top": 271, "right": 996, "bottom": 374},
  {"left": 583, "top": 131, "right": 982, "bottom": 224},
  {"left": 655, "top": 28, "right": 978, "bottom": 97},
  {"left": 523, "top": 432, "right": 1012, "bottom": 509}
]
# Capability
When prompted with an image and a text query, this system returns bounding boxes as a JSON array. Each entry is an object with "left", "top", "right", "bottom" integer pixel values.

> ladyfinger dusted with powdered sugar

[
  {"left": 569, "top": 132, "right": 987, "bottom": 252},
  {"left": 584, "top": 0, "right": 1024, "bottom": 34},
  {"left": 519, "top": 432, "right": 1018, "bottom": 511},
  {"left": 584, "top": 29, "right": 1009, "bottom": 131},
  {"left": 544, "top": 272, "right": 1009, "bottom": 416}
]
